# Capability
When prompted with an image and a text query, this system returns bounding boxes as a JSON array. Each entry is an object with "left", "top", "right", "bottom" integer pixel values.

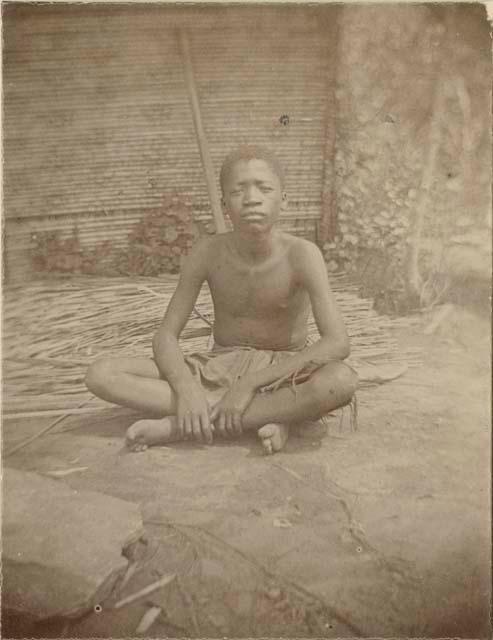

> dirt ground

[{"left": 3, "top": 306, "right": 491, "bottom": 639}]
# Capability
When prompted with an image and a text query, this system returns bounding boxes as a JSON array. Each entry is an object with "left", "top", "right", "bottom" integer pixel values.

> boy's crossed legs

[{"left": 85, "top": 357, "right": 357, "bottom": 454}]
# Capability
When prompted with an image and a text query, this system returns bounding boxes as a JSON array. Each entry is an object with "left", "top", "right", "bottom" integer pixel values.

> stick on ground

[
  {"left": 114, "top": 573, "right": 176, "bottom": 610},
  {"left": 4, "top": 399, "right": 91, "bottom": 457}
]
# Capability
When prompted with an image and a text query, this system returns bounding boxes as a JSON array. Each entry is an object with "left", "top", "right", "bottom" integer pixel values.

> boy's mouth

[{"left": 242, "top": 212, "right": 265, "bottom": 220}]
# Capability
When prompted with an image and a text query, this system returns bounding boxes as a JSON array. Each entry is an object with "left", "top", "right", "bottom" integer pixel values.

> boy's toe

[
  {"left": 126, "top": 424, "right": 147, "bottom": 451},
  {"left": 127, "top": 439, "right": 148, "bottom": 452},
  {"left": 258, "top": 424, "right": 275, "bottom": 454},
  {"left": 258, "top": 424, "right": 276, "bottom": 439},
  {"left": 262, "top": 439, "right": 273, "bottom": 455},
  {"left": 126, "top": 424, "right": 138, "bottom": 440},
  {"left": 257, "top": 423, "right": 289, "bottom": 454}
]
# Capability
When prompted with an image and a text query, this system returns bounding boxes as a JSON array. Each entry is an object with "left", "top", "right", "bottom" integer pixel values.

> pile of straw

[{"left": 3, "top": 274, "right": 419, "bottom": 415}]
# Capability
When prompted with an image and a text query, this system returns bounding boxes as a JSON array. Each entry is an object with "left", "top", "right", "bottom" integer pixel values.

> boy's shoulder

[
  {"left": 189, "top": 232, "right": 225, "bottom": 256},
  {"left": 281, "top": 232, "right": 323, "bottom": 260},
  {"left": 189, "top": 231, "right": 322, "bottom": 262},
  {"left": 185, "top": 233, "right": 231, "bottom": 274}
]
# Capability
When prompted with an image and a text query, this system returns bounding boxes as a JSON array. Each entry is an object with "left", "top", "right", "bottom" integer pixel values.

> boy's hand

[
  {"left": 176, "top": 382, "right": 213, "bottom": 444},
  {"left": 210, "top": 381, "right": 256, "bottom": 437}
]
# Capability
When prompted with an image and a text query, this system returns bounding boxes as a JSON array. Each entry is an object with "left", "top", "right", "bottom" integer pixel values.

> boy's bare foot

[
  {"left": 258, "top": 423, "right": 289, "bottom": 455},
  {"left": 126, "top": 417, "right": 183, "bottom": 452}
]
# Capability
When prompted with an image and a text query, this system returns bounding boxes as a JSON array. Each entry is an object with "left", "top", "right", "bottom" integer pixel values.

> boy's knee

[
  {"left": 311, "top": 361, "right": 358, "bottom": 404},
  {"left": 334, "top": 362, "right": 358, "bottom": 396},
  {"left": 85, "top": 358, "right": 115, "bottom": 394}
]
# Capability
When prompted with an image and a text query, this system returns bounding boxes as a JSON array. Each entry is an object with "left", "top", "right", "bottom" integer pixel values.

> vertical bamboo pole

[
  {"left": 178, "top": 30, "right": 226, "bottom": 234},
  {"left": 317, "top": 8, "right": 340, "bottom": 246}
]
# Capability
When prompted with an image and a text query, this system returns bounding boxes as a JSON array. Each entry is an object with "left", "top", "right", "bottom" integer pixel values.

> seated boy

[{"left": 85, "top": 145, "right": 358, "bottom": 454}]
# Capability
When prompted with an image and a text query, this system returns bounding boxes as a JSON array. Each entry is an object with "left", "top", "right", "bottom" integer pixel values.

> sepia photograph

[{"left": 1, "top": 1, "right": 491, "bottom": 638}]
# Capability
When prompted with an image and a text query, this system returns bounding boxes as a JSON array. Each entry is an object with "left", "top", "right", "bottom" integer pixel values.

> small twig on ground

[
  {"left": 114, "top": 573, "right": 176, "bottom": 610},
  {"left": 270, "top": 461, "right": 346, "bottom": 502},
  {"left": 339, "top": 405, "right": 346, "bottom": 432},
  {"left": 193, "top": 305, "right": 214, "bottom": 328},
  {"left": 4, "top": 399, "right": 91, "bottom": 457},
  {"left": 7, "top": 355, "right": 90, "bottom": 367},
  {"left": 44, "top": 467, "right": 89, "bottom": 478},
  {"left": 3, "top": 406, "right": 105, "bottom": 420},
  {"left": 118, "top": 561, "right": 140, "bottom": 593},
  {"left": 136, "top": 285, "right": 166, "bottom": 298},
  {"left": 269, "top": 461, "right": 304, "bottom": 483},
  {"left": 135, "top": 606, "right": 162, "bottom": 635},
  {"left": 351, "top": 395, "right": 358, "bottom": 431}
]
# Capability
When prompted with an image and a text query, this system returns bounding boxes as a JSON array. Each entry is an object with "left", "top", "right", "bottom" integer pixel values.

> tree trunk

[{"left": 406, "top": 78, "right": 446, "bottom": 300}]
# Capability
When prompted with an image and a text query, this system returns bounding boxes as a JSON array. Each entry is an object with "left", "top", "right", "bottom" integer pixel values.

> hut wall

[{"left": 3, "top": 4, "right": 338, "bottom": 282}]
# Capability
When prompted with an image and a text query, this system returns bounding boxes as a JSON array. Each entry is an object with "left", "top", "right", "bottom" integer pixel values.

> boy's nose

[{"left": 243, "top": 186, "right": 261, "bottom": 204}]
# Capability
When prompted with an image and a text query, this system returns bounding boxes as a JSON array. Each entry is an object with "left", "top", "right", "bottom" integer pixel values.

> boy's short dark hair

[{"left": 220, "top": 145, "right": 285, "bottom": 192}]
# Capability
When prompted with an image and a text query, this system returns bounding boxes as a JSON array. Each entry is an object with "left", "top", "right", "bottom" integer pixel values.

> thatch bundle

[{"left": 3, "top": 274, "right": 419, "bottom": 415}]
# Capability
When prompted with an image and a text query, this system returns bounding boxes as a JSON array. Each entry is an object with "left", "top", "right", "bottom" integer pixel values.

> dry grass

[{"left": 3, "top": 274, "right": 419, "bottom": 414}]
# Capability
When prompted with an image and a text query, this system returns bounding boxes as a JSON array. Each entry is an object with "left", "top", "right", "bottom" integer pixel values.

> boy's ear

[{"left": 280, "top": 191, "right": 288, "bottom": 211}]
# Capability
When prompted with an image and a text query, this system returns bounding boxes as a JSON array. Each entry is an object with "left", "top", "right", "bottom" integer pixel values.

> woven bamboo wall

[{"left": 3, "top": 4, "right": 337, "bottom": 282}]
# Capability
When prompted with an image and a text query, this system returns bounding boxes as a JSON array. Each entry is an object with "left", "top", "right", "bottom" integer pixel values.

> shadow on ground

[{"left": 2, "top": 310, "right": 491, "bottom": 638}]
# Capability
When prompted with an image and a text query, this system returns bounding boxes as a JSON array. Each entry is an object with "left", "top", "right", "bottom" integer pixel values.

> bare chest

[{"left": 209, "top": 258, "right": 301, "bottom": 318}]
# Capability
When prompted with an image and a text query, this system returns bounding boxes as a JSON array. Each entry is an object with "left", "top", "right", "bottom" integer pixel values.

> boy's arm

[{"left": 153, "top": 237, "right": 212, "bottom": 442}]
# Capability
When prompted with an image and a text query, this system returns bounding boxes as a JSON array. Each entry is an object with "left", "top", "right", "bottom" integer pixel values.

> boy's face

[{"left": 222, "top": 159, "right": 286, "bottom": 234}]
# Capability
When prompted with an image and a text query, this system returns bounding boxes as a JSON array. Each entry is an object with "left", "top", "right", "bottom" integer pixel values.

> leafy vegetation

[{"left": 30, "top": 195, "right": 201, "bottom": 277}]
